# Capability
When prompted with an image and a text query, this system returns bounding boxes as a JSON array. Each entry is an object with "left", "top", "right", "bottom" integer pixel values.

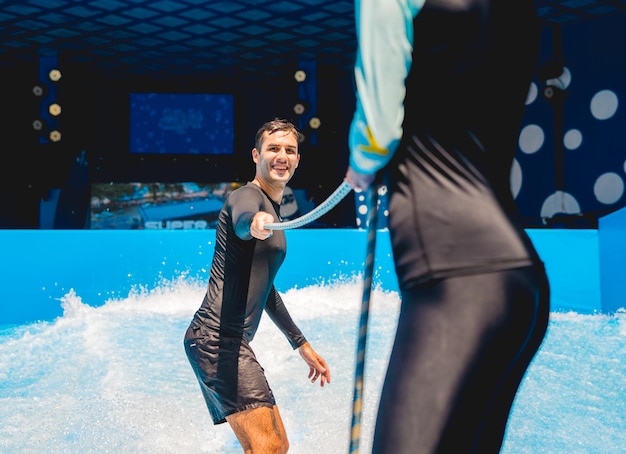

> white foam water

[{"left": 0, "top": 278, "right": 625, "bottom": 453}]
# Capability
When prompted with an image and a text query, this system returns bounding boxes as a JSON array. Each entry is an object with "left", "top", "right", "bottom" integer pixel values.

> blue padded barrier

[
  {"left": 0, "top": 228, "right": 607, "bottom": 327},
  {"left": 599, "top": 207, "right": 626, "bottom": 314}
]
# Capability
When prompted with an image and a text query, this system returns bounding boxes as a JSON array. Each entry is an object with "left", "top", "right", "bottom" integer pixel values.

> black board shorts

[{"left": 184, "top": 328, "right": 276, "bottom": 425}]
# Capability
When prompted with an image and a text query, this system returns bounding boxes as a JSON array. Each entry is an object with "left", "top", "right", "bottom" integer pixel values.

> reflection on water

[{"left": 0, "top": 279, "right": 625, "bottom": 453}]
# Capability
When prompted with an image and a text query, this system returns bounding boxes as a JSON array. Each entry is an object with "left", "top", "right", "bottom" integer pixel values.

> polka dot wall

[
  {"left": 356, "top": 14, "right": 626, "bottom": 229},
  {"left": 517, "top": 81, "right": 623, "bottom": 220},
  {"left": 514, "top": 15, "right": 626, "bottom": 227},
  {"left": 516, "top": 77, "right": 624, "bottom": 225}
]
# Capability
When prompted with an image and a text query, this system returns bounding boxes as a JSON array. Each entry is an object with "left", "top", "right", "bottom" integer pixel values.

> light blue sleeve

[{"left": 349, "top": 0, "right": 425, "bottom": 175}]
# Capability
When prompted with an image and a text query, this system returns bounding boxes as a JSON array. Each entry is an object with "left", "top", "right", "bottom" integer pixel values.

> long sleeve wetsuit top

[
  {"left": 188, "top": 183, "right": 306, "bottom": 349},
  {"left": 347, "top": 2, "right": 551, "bottom": 453},
  {"left": 349, "top": 0, "right": 542, "bottom": 287}
]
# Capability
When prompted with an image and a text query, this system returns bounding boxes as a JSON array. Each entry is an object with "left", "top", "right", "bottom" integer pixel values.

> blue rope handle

[
  {"left": 264, "top": 181, "right": 353, "bottom": 230},
  {"left": 349, "top": 184, "right": 379, "bottom": 454}
]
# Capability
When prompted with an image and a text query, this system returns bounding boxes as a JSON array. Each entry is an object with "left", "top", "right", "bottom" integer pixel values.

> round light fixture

[
  {"left": 49, "top": 69, "right": 62, "bottom": 82},
  {"left": 49, "top": 130, "right": 62, "bottom": 142},
  {"left": 294, "top": 70, "right": 306, "bottom": 82},
  {"left": 309, "top": 117, "right": 321, "bottom": 129},
  {"left": 49, "top": 103, "right": 62, "bottom": 116}
]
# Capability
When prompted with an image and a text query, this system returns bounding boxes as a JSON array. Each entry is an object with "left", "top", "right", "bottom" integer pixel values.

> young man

[
  {"left": 184, "top": 118, "right": 330, "bottom": 453},
  {"left": 344, "top": 0, "right": 551, "bottom": 452}
]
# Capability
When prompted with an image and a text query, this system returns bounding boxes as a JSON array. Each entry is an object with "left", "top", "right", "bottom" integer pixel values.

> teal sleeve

[{"left": 349, "top": 0, "right": 424, "bottom": 175}]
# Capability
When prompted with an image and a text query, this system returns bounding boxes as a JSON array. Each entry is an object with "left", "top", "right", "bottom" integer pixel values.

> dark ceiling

[{"left": 1, "top": 0, "right": 626, "bottom": 80}]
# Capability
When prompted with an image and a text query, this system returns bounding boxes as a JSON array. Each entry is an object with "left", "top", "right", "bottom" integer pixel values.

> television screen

[
  {"left": 90, "top": 182, "right": 243, "bottom": 229},
  {"left": 129, "top": 93, "right": 234, "bottom": 155}
]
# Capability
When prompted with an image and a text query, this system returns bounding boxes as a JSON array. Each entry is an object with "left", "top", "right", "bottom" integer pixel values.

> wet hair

[{"left": 254, "top": 118, "right": 302, "bottom": 150}]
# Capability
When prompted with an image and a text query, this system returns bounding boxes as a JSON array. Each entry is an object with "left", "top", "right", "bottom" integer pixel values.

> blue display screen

[{"left": 129, "top": 93, "right": 234, "bottom": 155}]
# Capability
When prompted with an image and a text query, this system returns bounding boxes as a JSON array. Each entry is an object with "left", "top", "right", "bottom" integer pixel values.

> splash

[{"left": 0, "top": 280, "right": 624, "bottom": 453}]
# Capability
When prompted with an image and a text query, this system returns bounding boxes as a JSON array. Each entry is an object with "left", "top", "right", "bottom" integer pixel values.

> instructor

[{"left": 345, "top": 0, "right": 551, "bottom": 452}]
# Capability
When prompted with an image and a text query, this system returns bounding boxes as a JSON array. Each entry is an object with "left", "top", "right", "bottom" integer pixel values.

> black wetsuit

[
  {"left": 184, "top": 183, "right": 306, "bottom": 424},
  {"left": 366, "top": 0, "right": 551, "bottom": 452}
]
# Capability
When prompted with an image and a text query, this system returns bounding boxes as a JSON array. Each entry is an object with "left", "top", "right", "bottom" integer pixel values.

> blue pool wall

[
  {"left": 599, "top": 206, "right": 626, "bottom": 314},
  {"left": 3, "top": 223, "right": 623, "bottom": 327}
]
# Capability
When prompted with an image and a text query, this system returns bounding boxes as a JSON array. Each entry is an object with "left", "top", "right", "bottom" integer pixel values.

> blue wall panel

[
  {"left": 0, "top": 229, "right": 608, "bottom": 328},
  {"left": 599, "top": 206, "right": 626, "bottom": 313}
]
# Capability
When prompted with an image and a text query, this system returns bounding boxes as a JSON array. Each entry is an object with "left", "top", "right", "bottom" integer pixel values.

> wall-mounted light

[
  {"left": 309, "top": 117, "right": 321, "bottom": 129},
  {"left": 293, "top": 100, "right": 309, "bottom": 115},
  {"left": 34, "top": 57, "right": 62, "bottom": 144},
  {"left": 48, "top": 69, "right": 62, "bottom": 82},
  {"left": 294, "top": 69, "right": 306, "bottom": 82},
  {"left": 32, "top": 119, "right": 46, "bottom": 132},
  {"left": 49, "top": 130, "right": 62, "bottom": 142},
  {"left": 32, "top": 84, "right": 47, "bottom": 97},
  {"left": 48, "top": 103, "right": 62, "bottom": 116}
]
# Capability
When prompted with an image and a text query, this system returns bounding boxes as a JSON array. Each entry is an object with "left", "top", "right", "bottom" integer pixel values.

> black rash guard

[
  {"left": 187, "top": 182, "right": 306, "bottom": 348},
  {"left": 385, "top": 0, "right": 543, "bottom": 288},
  {"left": 184, "top": 183, "right": 307, "bottom": 424}
]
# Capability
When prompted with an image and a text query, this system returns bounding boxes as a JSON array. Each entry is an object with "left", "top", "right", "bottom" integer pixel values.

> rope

[
  {"left": 264, "top": 181, "right": 353, "bottom": 230},
  {"left": 349, "top": 184, "right": 379, "bottom": 454}
]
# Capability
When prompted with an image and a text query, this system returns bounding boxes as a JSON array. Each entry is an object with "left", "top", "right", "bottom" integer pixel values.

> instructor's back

[{"left": 344, "top": 0, "right": 551, "bottom": 452}]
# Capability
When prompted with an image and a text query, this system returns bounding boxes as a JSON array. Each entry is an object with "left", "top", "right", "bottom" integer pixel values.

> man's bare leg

[{"left": 226, "top": 405, "right": 289, "bottom": 453}]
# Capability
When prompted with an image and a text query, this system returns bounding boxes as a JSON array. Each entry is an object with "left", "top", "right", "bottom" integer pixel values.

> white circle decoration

[
  {"left": 518, "top": 124, "right": 544, "bottom": 154},
  {"left": 526, "top": 82, "right": 538, "bottom": 105},
  {"left": 510, "top": 158, "right": 522, "bottom": 198},
  {"left": 590, "top": 90, "right": 618, "bottom": 120},
  {"left": 563, "top": 129, "right": 583, "bottom": 150},
  {"left": 594, "top": 172, "right": 624, "bottom": 204},
  {"left": 559, "top": 66, "right": 572, "bottom": 89},
  {"left": 545, "top": 66, "right": 572, "bottom": 90},
  {"left": 540, "top": 191, "right": 581, "bottom": 220}
]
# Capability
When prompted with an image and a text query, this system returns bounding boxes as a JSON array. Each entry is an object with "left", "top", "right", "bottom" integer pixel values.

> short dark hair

[{"left": 255, "top": 118, "right": 301, "bottom": 150}]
